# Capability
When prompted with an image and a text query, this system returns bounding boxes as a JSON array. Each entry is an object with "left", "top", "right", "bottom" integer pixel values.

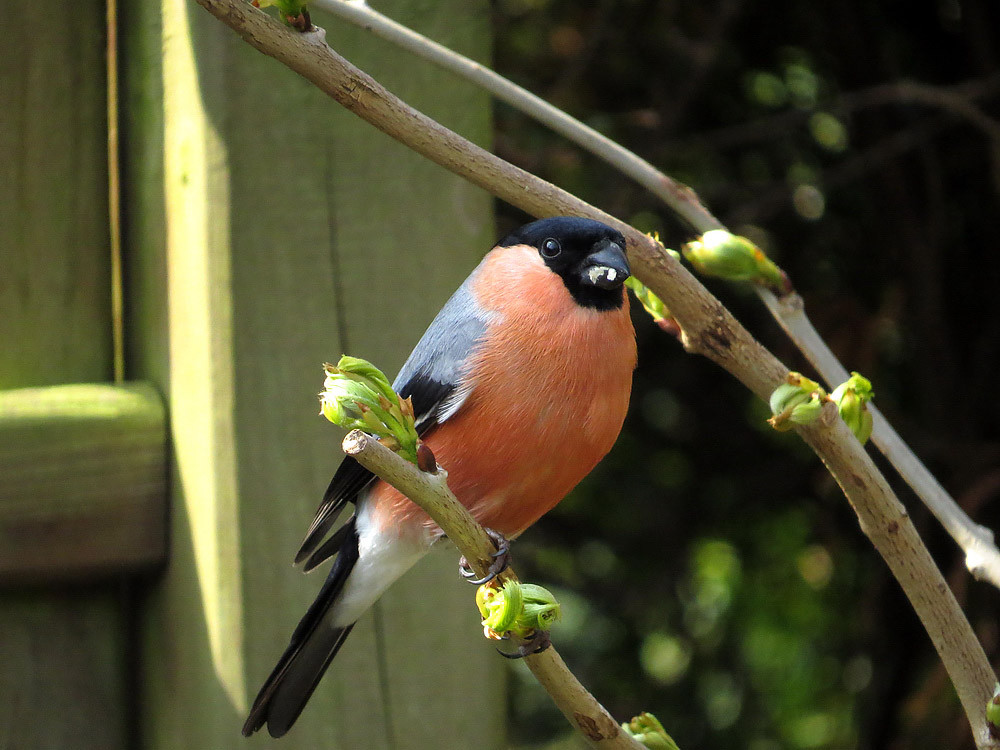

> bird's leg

[
  {"left": 458, "top": 528, "right": 511, "bottom": 585},
  {"left": 496, "top": 629, "right": 552, "bottom": 659}
]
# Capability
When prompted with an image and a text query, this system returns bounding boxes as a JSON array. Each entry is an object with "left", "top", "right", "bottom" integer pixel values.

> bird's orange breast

[{"left": 370, "top": 245, "right": 637, "bottom": 539}]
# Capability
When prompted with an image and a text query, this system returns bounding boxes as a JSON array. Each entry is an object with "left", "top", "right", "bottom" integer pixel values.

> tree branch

[
  {"left": 761, "top": 290, "right": 1000, "bottom": 587},
  {"left": 313, "top": 0, "right": 1000, "bottom": 589},
  {"left": 192, "top": 1, "right": 999, "bottom": 745},
  {"left": 343, "top": 431, "right": 644, "bottom": 749},
  {"left": 310, "top": 0, "right": 725, "bottom": 234}
]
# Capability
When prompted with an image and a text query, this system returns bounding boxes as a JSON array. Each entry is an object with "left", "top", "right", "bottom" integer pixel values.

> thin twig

[
  {"left": 761, "top": 290, "right": 1000, "bottom": 585},
  {"left": 343, "top": 431, "right": 644, "bottom": 749},
  {"left": 313, "top": 0, "right": 1000, "bottom": 589},
  {"left": 192, "top": 2, "right": 999, "bottom": 745},
  {"left": 666, "top": 73, "right": 1000, "bottom": 152},
  {"left": 843, "top": 79, "right": 1000, "bottom": 141},
  {"left": 311, "top": 0, "right": 725, "bottom": 234}
]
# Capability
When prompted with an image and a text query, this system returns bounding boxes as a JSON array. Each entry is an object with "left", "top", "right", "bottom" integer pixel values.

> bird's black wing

[{"left": 294, "top": 268, "right": 493, "bottom": 569}]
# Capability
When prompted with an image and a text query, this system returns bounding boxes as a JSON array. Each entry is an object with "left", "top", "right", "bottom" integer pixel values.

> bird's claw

[
  {"left": 496, "top": 629, "right": 551, "bottom": 659},
  {"left": 458, "top": 528, "right": 511, "bottom": 585}
]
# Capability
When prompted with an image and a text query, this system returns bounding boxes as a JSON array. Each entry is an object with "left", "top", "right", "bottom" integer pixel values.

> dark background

[{"left": 489, "top": 1, "right": 1000, "bottom": 747}]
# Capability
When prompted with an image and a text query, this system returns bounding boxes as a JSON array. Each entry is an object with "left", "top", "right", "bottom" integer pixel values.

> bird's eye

[{"left": 541, "top": 238, "right": 562, "bottom": 258}]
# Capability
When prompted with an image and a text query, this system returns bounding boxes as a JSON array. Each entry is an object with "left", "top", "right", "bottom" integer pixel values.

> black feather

[
  {"left": 243, "top": 519, "right": 361, "bottom": 737},
  {"left": 301, "top": 516, "right": 359, "bottom": 573},
  {"left": 398, "top": 374, "right": 456, "bottom": 433},
  {"left": 294, "top": 457, "right": 375, "bottom": 565}
]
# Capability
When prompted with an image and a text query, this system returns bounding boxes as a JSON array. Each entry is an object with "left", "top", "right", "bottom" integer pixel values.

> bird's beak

[{"left": 580, "top": 241, "right": 630, "bottom": 289}]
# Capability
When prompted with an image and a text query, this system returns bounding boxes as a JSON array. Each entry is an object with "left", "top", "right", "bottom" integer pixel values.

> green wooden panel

[
  {"left": 122, "top": 0, "right": 504, "bottom": 747},
  {"left": 0, "top": 0, "right": 112, "bottom": 388},
  {"left": 0, "top": 589, "right": 128, "bottom": 750},
  {"left": 0, "top": 2, "right": 128, "bottom": 748},
  {"left": 0, "top": 383, "right": 166, "bottom": 584}
]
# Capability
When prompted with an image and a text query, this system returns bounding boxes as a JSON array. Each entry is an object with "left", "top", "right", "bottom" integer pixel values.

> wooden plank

[
  {"left": 122, "top": 0, "right": 504, "bottom": 747},
  {"left": 0, "top": 0, "right": 112, "bottom": 388},
  {"left": 0, "top": 588, "right": 128, "bottom": 750},
  {"left": 0, "top": 383, "right": 167, "bottom": 584},
  {"left": 0, "top": 2, "right": 130, "bottom": 748}
]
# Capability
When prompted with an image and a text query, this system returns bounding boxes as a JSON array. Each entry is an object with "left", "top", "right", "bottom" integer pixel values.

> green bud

[
  {"left": 768, "top": 372, "right": 827, "bottom": 431},
  {"left": 625, "top": 276, "right": 672, "bottom": 325},
  {"left": 787, "top": 395, "right": 825, "bottom": 425},
  {"left": 477, "top": 579, "right": 524, "bottom": 636},
  {"left": 519, "top": 583, "right": 562, "bottom": 632},
  {"left": 829, "top": 372, "right": 875, "bottom": 444},
  {"left": 987, "top": 683, "right": 1000, "bottom": 740},
  {"left": 319, "top": 373, "right": 382, "bottom": 428},
  {"left": 769, "top": 382, "right": 811, "bottom": 416},
  {"left": 320, "top": 357, "right": 420, "bottom": 464},
  {"left": 622, "top": 712, "right": 681, "bottom": 750},
  {"left": 334, "top": 355, "right": 398, "bottom": 404},
  {"left": 476, "top": 581, "right": 561, "bottom": 640},
  {"left": 682, "top": 230, "right": 786, "bottom": 291},
  {"left": 358, "top": 403, "right": 392, "bottom": 437},
  {"left": 253, "top": 0, "right": 311, "bottom": 29}
]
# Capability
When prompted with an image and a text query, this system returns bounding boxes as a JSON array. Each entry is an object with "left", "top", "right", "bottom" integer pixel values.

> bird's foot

[
  {"left": 496, "top": 629, "right": 552, "bottom": 659},
  {"left": 458, "top": 528, "right": 511, "bottom": 585}
]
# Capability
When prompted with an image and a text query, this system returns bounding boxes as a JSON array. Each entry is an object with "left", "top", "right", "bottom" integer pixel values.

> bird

[{"left": 243, "top": 216, "right": 638, "bottom": 738}]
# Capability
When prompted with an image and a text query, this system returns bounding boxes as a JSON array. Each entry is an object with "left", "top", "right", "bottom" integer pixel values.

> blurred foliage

[{"left": 489, "top": 0, "right": 1000, "bottom": 748}]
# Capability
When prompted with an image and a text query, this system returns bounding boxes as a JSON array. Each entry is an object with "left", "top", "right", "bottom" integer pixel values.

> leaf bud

[
  {"left": 682, "top": 230, "right": 786, "bottom": 292},
  {"left": 622, "top": 712, "right": 681, "bottom": 750},
  {"left": 830, "top": 372, "right": 875, "bottom": 444}
]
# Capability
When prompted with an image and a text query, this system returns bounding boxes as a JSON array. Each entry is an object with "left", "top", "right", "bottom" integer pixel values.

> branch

[
  {"left": 310, "top": 0, "right": 725, "bottom": 234},
  {"left": 314, "top": 0, "right": 1000, "bottom": 589},
  {"left": 192, "top": 1, "right": 999, "bottom": 745},
  {"left": 666, "top": 73, "right": 1000, "bottom": 152},
  {"left": 761, "top": 290, "right": 1000, "bottom": 588},
  {"left": 343, "top": 431, "right": 644, "bottom": 749},
  {"left": 844, "top": 79, "right": 1000, "bottom": 141}
]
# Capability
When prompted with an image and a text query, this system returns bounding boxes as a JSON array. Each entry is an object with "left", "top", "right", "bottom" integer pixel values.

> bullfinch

[{"left": 243, "top": 216, "right": 637, "bottom": 737}]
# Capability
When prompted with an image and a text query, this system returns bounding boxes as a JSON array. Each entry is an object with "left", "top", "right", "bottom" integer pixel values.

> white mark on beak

[{"left": 586, "top": 266, "right": 606, "bottom": 284}]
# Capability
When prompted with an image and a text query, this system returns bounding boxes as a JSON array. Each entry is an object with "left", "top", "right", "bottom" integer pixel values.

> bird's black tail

[{"left": 242, "top": 518, "right": 360, "bottom": 738}]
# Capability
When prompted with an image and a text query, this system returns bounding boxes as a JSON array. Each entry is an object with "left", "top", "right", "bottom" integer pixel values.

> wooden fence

[{"left": 0, "top": 1, "right": 505, "bottom": 747}]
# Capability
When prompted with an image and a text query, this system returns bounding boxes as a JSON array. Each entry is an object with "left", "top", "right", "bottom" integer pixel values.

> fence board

[
  {"left": 0, "top": 1, "right": 128, "bottom": 748},
  {"left": 122, "top": 0, "right": 505, "bottom": 746},
  {"left": 0, "top": 0, "right": 112, "bottom": 388}
]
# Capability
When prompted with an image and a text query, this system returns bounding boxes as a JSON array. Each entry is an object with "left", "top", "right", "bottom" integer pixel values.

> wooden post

[
  {"left": 0, "top": 383, "right": 166, "bottom": 584},
  {"left": 121, "top": 0, "right": 505, "bottom": 746},
  {"left": 0, "top": 0, "right": 114, "bottom": 389},
  {"left": 0, "top": 0, "right": 130, "bottom": 747}
]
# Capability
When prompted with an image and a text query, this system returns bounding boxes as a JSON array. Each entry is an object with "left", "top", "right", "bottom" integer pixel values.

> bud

[
  {"left": 519, "top": 583, "right": 563, "bottom": 633},
  {"left": 252, "top": 0, "right": 312, "bottom": 30},
  {"left": 320, "top": 356, "right": 420, "bottom": 464},
  {"left": 987, "top": 683, "right": 1000, "bottom": 740},
  {"left": 476, "top": 580, "right": 561, "bottom": 640},
  {"left": 622, "top": 712, "right": 680, "bottom": 750},
  {"left": 682, "top": 230, "right": 786, "bottom": 292},
  {"left": 335, "top": 355, "right": 398, "bottom": 403},
  {"left": 830, "top": 372, "right": 875, "bottom": 444},
  {"left": 625, "top": 276, "right": 674, "bottom": 327},
  {"left": 319, "top": 371, "right": 382, "bottom": 428},
  {"left": 768, "top": 372, "right": 827, "bottom": 431},
  {"left": 477, "top": 579, "right": 524, "bottom": 637}
]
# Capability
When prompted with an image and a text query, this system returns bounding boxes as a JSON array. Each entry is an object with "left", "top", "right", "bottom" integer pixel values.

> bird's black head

[{"left": 500, "top": 217, "right": 631, "bottom": 311}]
